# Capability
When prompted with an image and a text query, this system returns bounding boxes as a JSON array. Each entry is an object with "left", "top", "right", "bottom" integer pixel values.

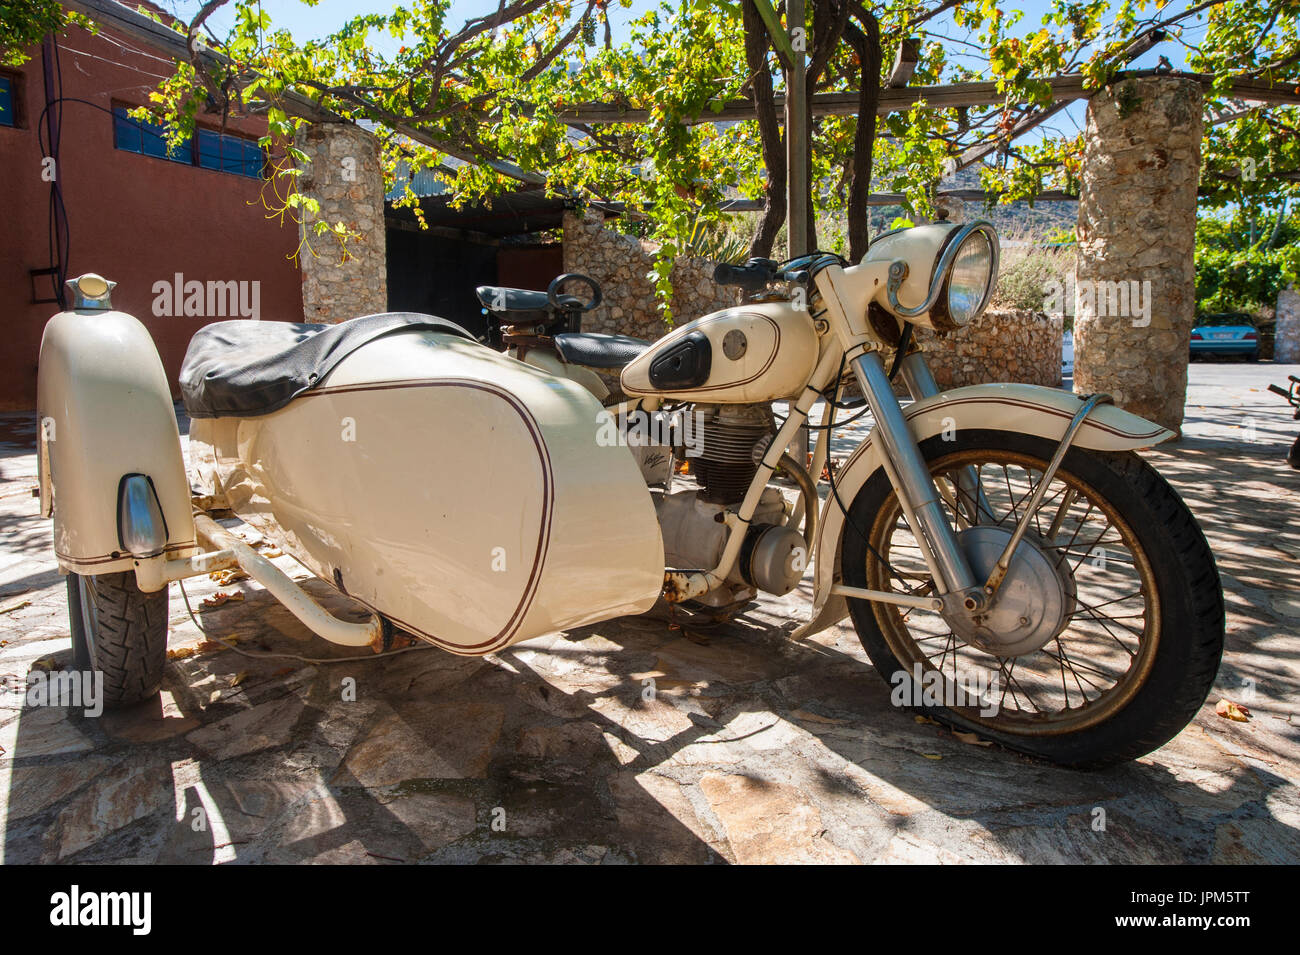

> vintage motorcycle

[
  {"left": 36, "top": 220, "right": 1224, "bottom": 767},
  {"left": 1269, "top": 374, "right": 1300, "bottom": 469}
]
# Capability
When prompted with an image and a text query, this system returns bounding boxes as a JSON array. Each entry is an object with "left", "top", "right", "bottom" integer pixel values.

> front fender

[
  {"left": 796, "top": 383, "right": 1174, "bottom": 639},
  {"left": 38, "top": 309, "right": 197, "bottom": 575}
]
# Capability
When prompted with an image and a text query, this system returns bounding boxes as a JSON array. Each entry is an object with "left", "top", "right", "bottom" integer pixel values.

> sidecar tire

[
  {"left": 67, "top": 571, "right": 168, "bottom": 709},
  {"left": 841, "top": 430, "right": 1224, "bottom": 770}
]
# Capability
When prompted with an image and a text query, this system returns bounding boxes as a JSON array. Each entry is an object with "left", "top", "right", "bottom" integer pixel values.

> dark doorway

[{"left": 385, "top": 228, "right": 497, "bottom": 338}]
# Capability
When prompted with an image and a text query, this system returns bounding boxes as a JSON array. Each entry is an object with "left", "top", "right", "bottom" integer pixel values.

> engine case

[{"left": 656, "top": 486, "right": 786, "bottom": 586}]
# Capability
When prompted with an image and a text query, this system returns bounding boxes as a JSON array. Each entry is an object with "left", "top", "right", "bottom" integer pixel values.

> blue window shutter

[{"left": 0, "top": 77, "right": 14, "bottom": 128}]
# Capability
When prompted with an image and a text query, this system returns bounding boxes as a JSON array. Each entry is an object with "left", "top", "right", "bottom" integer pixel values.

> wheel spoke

[{"left": 859, "top": 444, "right": 1157, "bottom": 734}]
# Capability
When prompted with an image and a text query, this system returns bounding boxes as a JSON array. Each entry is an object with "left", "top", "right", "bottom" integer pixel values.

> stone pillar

[
  {"left": 1276, "top": 287, "right": 1300, "bottom": 363},
  {"left": 294, "top": 123, "right": 387, "bottom": 323},
  {"left": 1073, "top": 76, "right": 1202, "bottom": 434}
]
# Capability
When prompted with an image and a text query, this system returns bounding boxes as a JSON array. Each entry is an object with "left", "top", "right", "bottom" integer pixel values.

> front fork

[{"left": 849, "top": 347, "right": 986, "bottom": 611}]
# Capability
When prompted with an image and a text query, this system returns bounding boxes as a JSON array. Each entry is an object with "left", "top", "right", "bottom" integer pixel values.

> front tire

[
  {"left": 68, "top": 571, "right": 168, "bottom": 708},
  {"left": 841, "top": 430, "right": 1224, "bottom": 768}
]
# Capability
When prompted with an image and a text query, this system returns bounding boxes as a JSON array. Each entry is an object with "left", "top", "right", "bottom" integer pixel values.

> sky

[
  {"left": 162, "top": 0, "right": 1207, "bottom": 68},
  {"left": 155, "top": 0, "right": 1213, "bottom": 151}
]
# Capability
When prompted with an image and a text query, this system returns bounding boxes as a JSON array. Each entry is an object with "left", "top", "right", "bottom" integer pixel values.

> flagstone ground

[{"left": 1, "top": 363, "right": 1298, "bottom": 864}]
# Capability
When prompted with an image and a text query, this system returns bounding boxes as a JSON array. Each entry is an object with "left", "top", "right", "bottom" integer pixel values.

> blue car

[{"left": 1191, "top": 312, "right": 1259, "bottom": 360}]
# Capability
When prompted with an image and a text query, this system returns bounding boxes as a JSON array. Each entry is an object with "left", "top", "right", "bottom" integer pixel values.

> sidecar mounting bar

[
  {"left": 191, "top": 513, "right": 383, "bottom": 649},
  {"left": 830, "top": 584, "right": 944, "bottom": 611}
]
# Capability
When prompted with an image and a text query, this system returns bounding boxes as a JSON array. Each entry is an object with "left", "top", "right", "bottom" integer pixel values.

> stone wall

[
  {"left": 918, "top": 309, "right": 1064, "bottom": 389},
  {"left": 564, "top": 210, "right": 1062, "bottom": 390},
  {"left": 1073, "top": 76, "right": 1202, "bottom": 434},
  {"left": 1276, "top": 287, "right": 1300, "bottom": 363},
  {"left": 562, "top": 209, "right": 740, "bottom": 341},
  {"left": 294, "top": 123, "right": 388, "bottom": 323}
]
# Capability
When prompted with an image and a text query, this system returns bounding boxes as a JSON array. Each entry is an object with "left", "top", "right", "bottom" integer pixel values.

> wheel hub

[{"left": 944, "top": 525, "right": 1073, "bottom": 657}]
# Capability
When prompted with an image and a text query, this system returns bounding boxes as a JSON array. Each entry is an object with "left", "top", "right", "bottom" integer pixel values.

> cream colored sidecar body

[{"left": 179, "top": 314, "right": 665, "bottom": 655}]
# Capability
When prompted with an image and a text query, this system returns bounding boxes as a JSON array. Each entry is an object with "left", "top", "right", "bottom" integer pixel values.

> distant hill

[{"left": 867, "top": 164, "right": 1078, "bottom": 240}]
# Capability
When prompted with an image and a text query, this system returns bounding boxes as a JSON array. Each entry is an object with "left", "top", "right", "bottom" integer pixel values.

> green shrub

[{"left": 992, "top": 246, "right": 1072, "bottom": 312}]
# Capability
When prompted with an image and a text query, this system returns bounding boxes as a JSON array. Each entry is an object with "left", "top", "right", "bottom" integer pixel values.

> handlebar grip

[
  {"left": 1269, "top": 384, "right": 1291, "bottom": 397},
  {"left": 713, "top": 259, "right": 775, "bottom": 292}
]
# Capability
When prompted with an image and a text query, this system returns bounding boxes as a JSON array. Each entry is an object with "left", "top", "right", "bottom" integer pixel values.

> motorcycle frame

[{"left": 663, "top": 222, "right": 1150, "bottom": 620}]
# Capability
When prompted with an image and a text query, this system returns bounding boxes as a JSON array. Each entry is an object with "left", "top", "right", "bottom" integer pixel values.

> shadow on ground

[{"left": 2, "top": 391, "right": 1299, "bottom": 864}]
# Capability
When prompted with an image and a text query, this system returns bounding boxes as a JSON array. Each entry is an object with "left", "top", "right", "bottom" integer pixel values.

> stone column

[
  {"left": 1275, "top": 287, "right": 1300, "bottom": 363},
  {"left": 1073, "top": 76, "right": 1202, "bottom": 434},
  {"left": 294, "top": 123, "right": 387, "bottom": 323}
]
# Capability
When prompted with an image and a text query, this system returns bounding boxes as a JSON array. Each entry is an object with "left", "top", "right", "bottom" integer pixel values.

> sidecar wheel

[
  {"left": 840, "top": 429, "right": 1224, "bottom": 769},
  {"left": 67, "top": 571, "right": 168, "bottom": 709}
]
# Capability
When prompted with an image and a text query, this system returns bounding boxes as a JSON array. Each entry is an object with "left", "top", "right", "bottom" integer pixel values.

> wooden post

[{"left": 785, "top": 0, "right": 809, "bottom": 258}]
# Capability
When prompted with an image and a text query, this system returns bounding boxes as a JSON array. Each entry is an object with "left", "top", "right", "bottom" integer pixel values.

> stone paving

[{"left": 2, "top": 364, "right": 1299, "bottom": 864}]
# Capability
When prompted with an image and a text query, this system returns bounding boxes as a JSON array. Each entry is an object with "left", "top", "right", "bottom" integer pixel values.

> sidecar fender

[
  {"left": 37, "top": 309, "right": 197, "bottom": 576},
  {"left": 797, "top": 383, "right": 1174, "bottom": 639}
]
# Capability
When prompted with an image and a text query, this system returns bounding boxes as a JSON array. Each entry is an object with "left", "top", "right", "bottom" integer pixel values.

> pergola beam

[
  {"left": 556, "top": 71, "right": 1300, "bottom": 125},
  {"left": 886, "top": 38, "right": 921, "bottom": 89}
]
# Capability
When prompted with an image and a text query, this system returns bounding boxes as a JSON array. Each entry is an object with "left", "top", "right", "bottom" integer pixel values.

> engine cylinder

[{"left": 690, "top": 404, "right": 775, "bottom": 504}]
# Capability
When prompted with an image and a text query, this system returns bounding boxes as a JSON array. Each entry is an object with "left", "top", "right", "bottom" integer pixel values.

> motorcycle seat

[
  {"left": 552, "top": 332, "right": 651, "bottom": 369},
  {"left": 475, "top": 285, "right": 551, "bottom": 321},
  {"left": 180, "top": 311, "right": 474, "bottom": 419}
]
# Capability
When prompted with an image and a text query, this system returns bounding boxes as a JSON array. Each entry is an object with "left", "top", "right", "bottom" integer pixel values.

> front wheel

[
  {"left": 67, "top": 571, "right": 168, "bottom": 708},
  {"left": 841, "top": 430, "right": 1224, "bottom": 768}
]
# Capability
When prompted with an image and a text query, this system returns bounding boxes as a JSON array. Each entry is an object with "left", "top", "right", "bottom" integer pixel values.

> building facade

[{"left": 0, "top": 14, "right": 302, "bottom": 411}]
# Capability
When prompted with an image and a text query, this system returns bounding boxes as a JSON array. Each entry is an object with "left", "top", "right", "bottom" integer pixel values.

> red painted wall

[
  {"left": 497, "top": 244, "right": 564, "bottom": 292},
  {"left": 0, "top": 23, "right": 302, "bottom": 411}
]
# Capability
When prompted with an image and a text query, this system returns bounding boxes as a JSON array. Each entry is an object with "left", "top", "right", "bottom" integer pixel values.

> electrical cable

[
  {"left": 815, "top": 356, "right": 922, "bottom": 597},
  {"left": 888, "top": 322, "right": 914, "bottom": 380},
  {"left": 39, "top": 36, "right": 70, "bottom": 309},
  {"left": 176, "top": 579, "right": 437, "bottom": 666}
]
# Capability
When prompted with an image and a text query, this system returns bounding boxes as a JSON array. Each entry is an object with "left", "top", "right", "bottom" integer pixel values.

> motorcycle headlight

[
  {"left": 942, "top": 227, "right": 997, "bottom": 326},
  {"left": 882, "top": 220, "right": 999, "bottom": 331}
]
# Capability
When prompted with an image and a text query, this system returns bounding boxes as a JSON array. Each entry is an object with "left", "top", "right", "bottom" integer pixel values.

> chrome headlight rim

[
  {"left": 886, "top": 220, "right": 1000, "bottom": 327},
  {"left": 937, "top": 223, "right": 999, "bottom": 329}
]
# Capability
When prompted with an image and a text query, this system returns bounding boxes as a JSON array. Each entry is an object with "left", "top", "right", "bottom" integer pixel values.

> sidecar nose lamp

[
  {"left": 117, "top": 474, "right": 169, "bottom": 559},
  {"left": 66, "top": 273, "right": 116, "bottom": 311},
  {"left": 944, "top": 227, "right": 997, "bottom": 326}
]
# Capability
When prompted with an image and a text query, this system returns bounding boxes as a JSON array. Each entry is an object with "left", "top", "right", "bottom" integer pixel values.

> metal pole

[{"left": 785, "top": 0, "right": 808, "bottom": 258}]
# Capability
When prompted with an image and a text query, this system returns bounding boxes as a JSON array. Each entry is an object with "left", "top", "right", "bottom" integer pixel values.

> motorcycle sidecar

[{"left": 181, "top": 312, "right": 666, "bottom": 655}]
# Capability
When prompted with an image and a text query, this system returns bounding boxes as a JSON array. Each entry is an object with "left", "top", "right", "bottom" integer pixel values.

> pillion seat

[
  {"left": 179, "top": 312, "right": 472, "bottom": 419},
  {"left": 551, "top": 332, "right": 651, "bottom": 369},
  {"left": 475, "top": 283, "right": 651, "bottom": 370}
]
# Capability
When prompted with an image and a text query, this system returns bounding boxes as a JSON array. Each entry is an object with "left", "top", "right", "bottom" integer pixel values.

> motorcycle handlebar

[
  {"left": 713, "top": 258, "right": 778, "bottom": 292},
  {"left": 1269, "top": 383, "right": 1291, "bottom": 398}
]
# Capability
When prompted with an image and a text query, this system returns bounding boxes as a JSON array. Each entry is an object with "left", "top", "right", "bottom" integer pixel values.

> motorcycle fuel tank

[
  {"left": 188, "top": 330, "right": 665, "bottom": 655},
  {"left": 621, "top": 302, "right": 820, "bottom": 403}
]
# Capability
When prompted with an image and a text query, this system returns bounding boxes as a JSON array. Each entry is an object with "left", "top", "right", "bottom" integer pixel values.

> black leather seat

[
  {"left": 180, "top": 312, "right": 473, "bottom": 419},
  {"left": 552, "top": 332, "right": 651, "bottom": 369},
  {"left": 475, "top": 286, "right": 551, "bottom": 316},
  {"left": 475, "top": 285, "right": 592, "bottom": 327}
]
